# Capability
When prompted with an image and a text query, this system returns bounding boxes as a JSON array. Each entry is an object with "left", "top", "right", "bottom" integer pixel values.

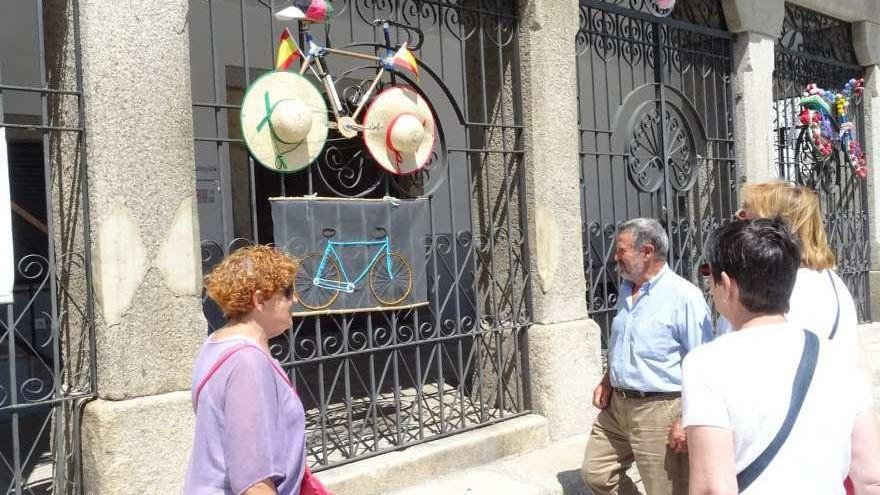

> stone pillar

[
  {"left": 518, "top": 0, "right": 603, "bottom": 440},
  {"left": 722, "top": 0, "right": 785, "bottom": 185},
  {"left": 854, "top": 22, "right": 880, "bottom": 320},
  {"left": 76, "top": 1, "right": 205, "bottom": 493}
]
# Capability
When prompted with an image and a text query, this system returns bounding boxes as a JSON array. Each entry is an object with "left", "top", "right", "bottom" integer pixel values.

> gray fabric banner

[{"left": 271, "top": 197, "right": 429, "bottom": 316}]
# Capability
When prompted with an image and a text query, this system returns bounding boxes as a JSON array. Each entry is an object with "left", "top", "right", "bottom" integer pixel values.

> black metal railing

[
  {"left": 189, "top": 0, "right": 531, "bottom": 470},
  {"left": 0, "top": 0, "right": 97, "bottom": 493},
  {"left": 772, "top": 3, "right": 871, "bottom": 321},
  {"left": 576, "top": 0, "right": 737, "bottom": 348}
]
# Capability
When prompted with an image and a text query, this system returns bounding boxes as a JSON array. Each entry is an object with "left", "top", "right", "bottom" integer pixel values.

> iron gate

[
  {"left": 188, "top": 0, "right": 531, "bottom": 470},
  {"left": 577, "top": 0, "right": 737, "bottom": 345},
  {"left": 1, "top": 0, "right": 96, "bottom": 494},
  {"left": 772, "top": 3, "right": 871, "bottom": 321}
]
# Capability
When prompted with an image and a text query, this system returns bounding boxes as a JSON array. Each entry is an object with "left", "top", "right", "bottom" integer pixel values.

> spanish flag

[
  {"left": 391, "top": 42, "right": 419, "bottom": 80},
  {"left": 275, "top": 28, "right": 300, "bottom": 71}
]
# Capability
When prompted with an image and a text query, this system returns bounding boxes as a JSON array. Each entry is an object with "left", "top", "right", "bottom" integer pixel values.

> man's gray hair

[{"left": 618, "top": 218, "right": 669, "bottom": 261}]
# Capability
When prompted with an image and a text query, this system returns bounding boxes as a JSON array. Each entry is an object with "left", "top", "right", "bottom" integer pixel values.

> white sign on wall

[{"left": 0, "top": 127, "right": 13, "bottom": 304}]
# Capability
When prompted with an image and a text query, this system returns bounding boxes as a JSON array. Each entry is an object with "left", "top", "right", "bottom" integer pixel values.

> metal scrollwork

[
  {"left": 773, "top": 4, "right": 870, "bottom": 321},
  {"left": 778, "top": 3, "right": 857, "bottom": 64},
  {"left": 625, "top": 104, "right": 698, "bottom": 193},
  {"left": 586, "top": 0, "right": 724, "bottom": 26},
  {"left": 626, "top": 108, "right": 665, "bottom": 193},
  {"left": 192, "top": 0, "right": 532, "bottom": 471}
]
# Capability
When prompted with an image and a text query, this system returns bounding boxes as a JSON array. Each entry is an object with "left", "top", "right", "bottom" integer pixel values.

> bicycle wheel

[
  {"left": 294, "top": 253, "right": 341, "bottom": 310},
  {"left": 369, "top": 251, "right": 413, "bottom": 306}
]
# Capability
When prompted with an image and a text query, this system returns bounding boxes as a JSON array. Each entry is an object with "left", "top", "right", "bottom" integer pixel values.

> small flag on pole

[
  {"left": 276, "top": 28, "right": 300, "bottom": 71},
  {"left": 391, "top": 42, "right": 419, "bottom": 80}
]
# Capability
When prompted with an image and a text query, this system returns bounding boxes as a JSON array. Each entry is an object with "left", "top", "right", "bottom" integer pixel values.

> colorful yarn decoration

[{"left": 799, "top": 80, "right": 869, "bottom": 179}]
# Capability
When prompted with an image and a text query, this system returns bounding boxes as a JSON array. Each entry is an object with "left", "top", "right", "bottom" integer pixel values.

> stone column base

[
  {"left": 526, "top": 319, "right": 603, "bottom": 440},
  {"left": 869, "top": 271, "right": 880, "bottom": 320},
  {"left": 82, "top": 391, "right": 194, "bottom": 494}
]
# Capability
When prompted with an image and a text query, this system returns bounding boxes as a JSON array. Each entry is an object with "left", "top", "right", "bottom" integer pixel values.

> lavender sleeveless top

[{"left": 183, "top": 337, "right": 306, "bottom": 494}]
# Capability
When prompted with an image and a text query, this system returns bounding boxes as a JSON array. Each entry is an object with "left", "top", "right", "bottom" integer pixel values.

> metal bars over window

[
  {"left": 772, "top": 3, "right": 871, "bottom": 321},
  {"left": 0, "top": 1, "right": 96, "bottom": 494},
  {"left": 188, "top": 0, "right": 531, "bottom": 470},
  {"left": 576, "top": 0, "right": 737, "bottom": 348}
]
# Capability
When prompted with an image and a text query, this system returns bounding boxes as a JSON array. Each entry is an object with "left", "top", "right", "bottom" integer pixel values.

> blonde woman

[
  {"left": 184, "top": 245, "right": 319, "bottom": 495},
  {"left": 735, "top": 181, "right": 861, "bottom": 357}
]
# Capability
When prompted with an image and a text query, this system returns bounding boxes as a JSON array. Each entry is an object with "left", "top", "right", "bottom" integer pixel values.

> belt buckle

[{"left": 617, "top": 388, "right": 647, "bottom": 400}]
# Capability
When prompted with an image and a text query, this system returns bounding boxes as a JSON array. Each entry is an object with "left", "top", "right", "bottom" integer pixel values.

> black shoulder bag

[{"left": 736, "top": 329, "right": 820, "bottom": 492}]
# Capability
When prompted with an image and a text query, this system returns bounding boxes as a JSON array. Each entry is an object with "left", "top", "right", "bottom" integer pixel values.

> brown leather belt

[{"left": 614, "top": 388, "right": 681, "bottom": 400}]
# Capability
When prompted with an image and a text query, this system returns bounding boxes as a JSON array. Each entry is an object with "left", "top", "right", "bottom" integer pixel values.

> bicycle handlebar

[{"left": 372, "top": 18, "right": 424, "bottom": 50}]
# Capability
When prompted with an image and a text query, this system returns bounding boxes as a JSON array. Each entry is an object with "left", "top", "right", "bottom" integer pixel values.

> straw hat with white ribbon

[{"left": 240, "top": 71, "right": 328, "bottom": 173}]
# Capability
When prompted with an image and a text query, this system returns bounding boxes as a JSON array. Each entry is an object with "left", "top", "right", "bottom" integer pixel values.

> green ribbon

[{"left": 256, "top": 91, "right": 273, "bottom": 132}]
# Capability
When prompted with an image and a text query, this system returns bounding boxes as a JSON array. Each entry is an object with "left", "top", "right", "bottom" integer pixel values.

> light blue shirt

[{"left": 608, "top": 264, "right": 713, "bottom": 392}]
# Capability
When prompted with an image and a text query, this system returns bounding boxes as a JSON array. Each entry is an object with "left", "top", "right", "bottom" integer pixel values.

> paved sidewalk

[{"left": 388, "top": 434, "right": 628, "bottom": 495}]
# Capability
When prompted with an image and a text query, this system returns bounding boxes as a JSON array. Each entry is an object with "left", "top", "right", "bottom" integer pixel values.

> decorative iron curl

[
  {"left": 18, "top": 254, "right": 51, "bottom": 281},
  {"left": 483, "top": 15, "right": 517, "bottom": 48},
  {"left": 399, "top": 0, "right": 439, "bottom": 36},
  {"left": 626, "top": 108, "right": 665, "bottom": 193},
  {"left": 354, "top": 0, "right": 395, "bottom": 25},
  {"left": 349, "top": 328, "right": 369, "bottom": 350},
  {"left": 295, "top": 334, "right": 319, "bottom": 360},
  {"left": 444, "top": 7, "right": 479, "bottom": 42},
  {"left": 20, "top": 377, "right": 55, "bottom": 403},
  {"left": 373, "top": 325, "right": 393, "bottom": 346},
  {"left": 434, "top": 234, "right": 452, "bottom": 255},
  {"left": 418, "top": 321, "right": 435, "bottom": 339},
  {"left": 322, "top": 333, "right": 343, "bottom": 355},
  {"left": 269, "top": 340, "right": 287, "bottom": 361},
  {"left": 316, "top": 143, "right": 383, "bottom": 197},
  {"left": 398, "top": 324, "right": 415, "bottom": 343}
]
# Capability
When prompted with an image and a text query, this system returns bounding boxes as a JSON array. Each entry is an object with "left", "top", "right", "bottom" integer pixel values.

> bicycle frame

[
  {"left": 314, "top": 237, "right": 394, "bottom": 293},
  {"left": 294, "top": 20, "right": 414, "bottom": 137}
]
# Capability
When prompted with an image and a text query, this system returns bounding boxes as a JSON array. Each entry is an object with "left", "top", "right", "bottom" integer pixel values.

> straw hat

[
  {"left": 363, "top": 86, "right": 436, "bottom": 175},
  {"left": 240, "top": 71, "right": 328, "bottom": 173}
]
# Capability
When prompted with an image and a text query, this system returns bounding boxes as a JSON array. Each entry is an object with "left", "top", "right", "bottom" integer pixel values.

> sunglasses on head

[{"left": 698, "top": 262, "right": 712, "bottom": 278}]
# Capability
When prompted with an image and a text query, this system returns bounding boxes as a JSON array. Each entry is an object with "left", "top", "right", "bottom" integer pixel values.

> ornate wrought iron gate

[
  {"left": 577, "top": 0, "right": 737, "bottom": 344},
  {"left": 1, "top": 1, "right": 96, "bottom": 493},
  {"left": 188, "top": 0, "right": 531, "bottom": 470},
  {"left": 772, "top": 3, "right": 871, "bottom": 321}
]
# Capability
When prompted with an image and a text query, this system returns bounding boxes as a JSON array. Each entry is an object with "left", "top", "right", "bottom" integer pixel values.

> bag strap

[
  {"left": 192, "top": 342, "right": 293, "bottom": 411},
  {"left": 827, "top": 270, "right": 841, "bottom": 340},
  {"left": 736, "top": 329, "right": 819, "bottom": 492}
]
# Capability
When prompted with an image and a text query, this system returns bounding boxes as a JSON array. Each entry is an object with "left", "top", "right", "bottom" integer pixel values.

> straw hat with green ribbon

[{"left": 240, "top": 71, "right": 328, "bottom": 173}]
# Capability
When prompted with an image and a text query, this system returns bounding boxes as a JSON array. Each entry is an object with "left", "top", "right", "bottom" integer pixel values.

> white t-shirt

[
  {"left": 716, "top": 268, "right": 860, "bottom": 356},
  {"left": 682, "top": 322, "right": 870, "bottom": 494},
  {"left": 788, "top": 268, "right": 859, "bottom": 356}
]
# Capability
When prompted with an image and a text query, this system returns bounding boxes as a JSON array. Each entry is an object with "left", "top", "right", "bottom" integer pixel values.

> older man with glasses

[{"left": 582, "top": 218, "right": 714, "bottom": 495}]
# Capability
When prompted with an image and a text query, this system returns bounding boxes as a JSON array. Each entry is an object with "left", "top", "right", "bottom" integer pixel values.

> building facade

[{"left": 1, "top": 0, "right": 879, "bottom": 492}]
